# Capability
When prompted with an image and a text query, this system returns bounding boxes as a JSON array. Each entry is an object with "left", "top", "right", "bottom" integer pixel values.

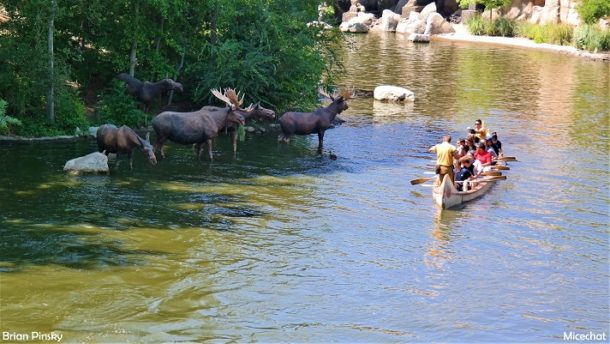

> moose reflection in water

[
  {"left": 96, "top": 124, "right": 157, "bottom": 169},
  {"left": 278, "top": 88, "right": 352, "bottom": 152},
  {"left": 152, "top": 88, "right": 246, "bottom": 161}
]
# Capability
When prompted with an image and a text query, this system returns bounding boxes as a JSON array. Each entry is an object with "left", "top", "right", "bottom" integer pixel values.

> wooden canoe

[{"left": 432, "top": 174, "right": 496, "bottom": 209}]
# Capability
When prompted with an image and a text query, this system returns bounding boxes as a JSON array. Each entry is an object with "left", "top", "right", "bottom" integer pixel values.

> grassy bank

[{"left": 465, "top": 15, "right": 610, "bottom": 53}]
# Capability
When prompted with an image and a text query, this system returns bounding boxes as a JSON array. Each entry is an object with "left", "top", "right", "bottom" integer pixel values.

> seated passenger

[
  {"left": 474, "top": 142, "right": 493, "bottom": 175},
  {"left": 474, "top": 119, "right": 489, "bottom": 141},
  {"left": 491, "top": 132, "right": 503, "bottom": 156},
  {"left": 456, "top": 156, "right": 474, "bottom": 191}
]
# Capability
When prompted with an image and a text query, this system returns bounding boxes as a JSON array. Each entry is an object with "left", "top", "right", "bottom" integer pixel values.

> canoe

[{"left": 432, "top": 174, "right": 496, "bottom": 209}]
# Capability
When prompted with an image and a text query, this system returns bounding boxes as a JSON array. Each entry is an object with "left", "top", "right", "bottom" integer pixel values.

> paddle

[
  {"left": 410, "top": 177, "right": 434, "bottom": 185},
  {"left": 492, "top": 165, "right": 510, "bottom": 171},
  {"left": 495, "top": 156, "right": 517, "bottom": 161},
  {"left": 481, "top": 170, "right": 502, "bottom": 177}
]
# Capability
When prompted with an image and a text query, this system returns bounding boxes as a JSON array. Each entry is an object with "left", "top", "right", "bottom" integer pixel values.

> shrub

[
  {"left": 0, "top": 99, "right": 22, "bottom": 135},
  {"left": 96, "top": 80, "right": 148, "bottom": 128},
  {"left": 466, "top": 14, "right": 490, "bottom": 35},
  {"left": 577, "top": 0, "right": 610, "bottom": 24},
  {"left": 574, "top": 24, "right": 610, "bottom": 52},
  {"left": 493, "top": 17, "right": 515, "bottom": 37},
  {"left": 514, "top": 22, "right": 573, "bottom": 45}
]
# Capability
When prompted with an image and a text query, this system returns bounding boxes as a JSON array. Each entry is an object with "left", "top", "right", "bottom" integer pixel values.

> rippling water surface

[{"left": 1, "top": 33, "right": 608, "bottom": 342}]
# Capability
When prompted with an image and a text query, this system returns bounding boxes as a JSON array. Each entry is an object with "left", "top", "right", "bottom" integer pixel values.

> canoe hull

[{"left": 432, "top": 174, "right": 495, "bottom": 209}]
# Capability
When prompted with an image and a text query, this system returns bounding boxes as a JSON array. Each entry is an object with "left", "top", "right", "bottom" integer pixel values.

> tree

[{"left": 459, "top": 0, "right": 511, "bottom": 24}]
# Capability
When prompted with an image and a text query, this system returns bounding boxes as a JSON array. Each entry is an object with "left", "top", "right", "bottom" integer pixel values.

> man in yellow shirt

[{"left": 429, "top": 135, "right": 457, "bottom": 184}]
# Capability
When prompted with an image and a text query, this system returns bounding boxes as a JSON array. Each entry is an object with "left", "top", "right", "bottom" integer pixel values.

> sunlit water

[{"left": 1, "top": 33, "right": 608, "bottom": 342}]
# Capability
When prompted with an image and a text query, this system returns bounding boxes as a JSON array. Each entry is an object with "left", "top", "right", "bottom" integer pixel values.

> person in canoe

[
  {"left": 473, "top": 119, "right": 489, "bottom": 141},
  {"left": 473, "top": 142, "right": 493, "bottom": 175},
  {"left": 455, "top": 155, "right": 475, "bottom": 191},
  {"left": 429, "top": 135, "right": 458, "bottom": 184}
]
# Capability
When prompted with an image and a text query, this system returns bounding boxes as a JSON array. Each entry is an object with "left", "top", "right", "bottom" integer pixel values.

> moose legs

[
  {"left": 317, "top": 130, "right": 325, "bottom": 153},
  {"left": 194, "top": 139, "right": 215, "bottom": 161}
]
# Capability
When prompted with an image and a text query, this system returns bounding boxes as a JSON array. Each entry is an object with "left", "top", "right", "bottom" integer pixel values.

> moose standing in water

[
  {"left": 278, "top": 88, "right": 352, "bottom": 152},
  {"left": 96, "top": 124, "right": 157, "bottom": 169},
  {"left": 152, "top": 88, "right": 246, "bottom": 160},
  {"left": 202, "top": 102, "right": 275, "bottom": 153},
  {"left": 117, "top": 73, "right": 183, "bottom": 112}
]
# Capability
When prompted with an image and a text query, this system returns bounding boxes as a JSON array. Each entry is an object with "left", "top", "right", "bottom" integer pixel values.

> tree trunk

[
  {"left": 47, "top": 0, "right": 56, "bottom": 125},
  {"left": 129, "top": 1, "right": 140, "bottom": 77},
  {"left": 167, "top": 51, "right": 186, "bottom": 106}
]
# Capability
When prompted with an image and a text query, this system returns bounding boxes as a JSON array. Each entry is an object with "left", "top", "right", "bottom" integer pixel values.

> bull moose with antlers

[
  {"left": 151, "top": 88, "right": 246, "bottom": 161},
  {"left": 202, "top": 101, "right": 275, "bottom": 153},
  {"left": 278, "top": 88, "right": 352, "bottom": 152}
]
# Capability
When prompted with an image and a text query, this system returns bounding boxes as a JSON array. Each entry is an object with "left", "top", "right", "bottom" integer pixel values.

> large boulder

[
  {"left": 539, "top": 0, "right": 560, "bottom": 24},
  {"left": 374, "top": 85, "right": 415, "bottom": 102},
  {"left": 340, "top": 12, "right": 375, "bottom": 32},
  {"left": 64, "top": 152, "right": 109, "bottom": 174},
  {"left": 396, "top": 12, "right": 426, "bottom": 34},
  {"left": 408, "top": 33, "right": 431, "bottom": 42},
  {"left": 424, "top": 13, "right": 455, "bottom": 34},
  {"left": 420, "top": 2, "right": 437, "bottom": 21},
  {"left": 379, "top": 9, "right": 402, "bottom": 31},
  {"left": 529, "top": 5, "right": 544, "bottom": 24}
]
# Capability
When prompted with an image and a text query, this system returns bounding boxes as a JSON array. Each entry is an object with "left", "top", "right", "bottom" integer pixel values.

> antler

[
  {"left": 244, "top": 103, "right": 255, "bottom": 112},
  {"left": 225, "top": 88, "right": 244, "bottom": 107},
  {"left": 338, "top": 87, "right": 355, "bottom": 100},
  {"left": 318, "top": 87, "right": 332, "bottom": 100},
  {"left": 211, "top": 88, "right": 245, "bottom": 109}
]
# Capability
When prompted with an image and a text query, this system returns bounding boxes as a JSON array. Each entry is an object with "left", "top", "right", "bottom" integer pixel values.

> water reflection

[{"left": 0, "top": 34, "right": 608, "bottom": 342}]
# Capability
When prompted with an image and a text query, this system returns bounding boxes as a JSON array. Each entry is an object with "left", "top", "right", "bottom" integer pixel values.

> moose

[
  {"left": 151, "top": 88, "right": 246, "bottom": 160},
  {"left": 117, "top": 73, "right": 183, "bottom": 112},
  {"left": 278, "top": 88, "right": 352, "bottom": 152},
  {"left": 96, "top": 124, "right": 157, "bottom": 169},
  {"left": 202, "top": 101, "right": 276, "bottom": 153}
]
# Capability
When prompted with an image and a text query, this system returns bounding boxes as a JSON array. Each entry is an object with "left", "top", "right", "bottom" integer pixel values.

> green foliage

[
  {"left": 0, "top": 0, "right": 338, "bottom": 136},
  {"left": 466, "top": 14, "right": 490, "bottom": 35},
  {"left": 96, "top": 81, "right": 147, "bottom": 128},
  {"left": 237, "top": 124, "right": 246, "bottom": 142},
  {"left": 459, "top": 0, "right": 511, "bottom": 14},
  {"left": 577, "top": 0, "right": 610, "bottom": 25},
  {"left": 0, "top": 99, "right": 22, "bottom": 135},
  {"left": 574, "top": 24, "right": 610, "bottom": 52},
  {"left": 466, "top": 15, "right": 515, "bottom": 36},
  {"left": 518, "top": 23, "right": 573, "bottom": 45},
  {"left": 493, "top": 17, "right": 515, "bottom": 37}
]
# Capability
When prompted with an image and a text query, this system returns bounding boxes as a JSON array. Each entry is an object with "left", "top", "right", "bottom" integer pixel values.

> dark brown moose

[
  {"left": 96, "top": 124, "right": 157, "bottom": 169},
  {"left": 278, "top": 88, "right": 352, "bottom": 152},
  {"left": 117, "top": 73, "right": 183, "bottom": 112},
  {"left": 203, "top": 102, "right": 275, "bottom": 153},
  {"left": 152, "top": 88, "right": 246, "bottom": 161}
]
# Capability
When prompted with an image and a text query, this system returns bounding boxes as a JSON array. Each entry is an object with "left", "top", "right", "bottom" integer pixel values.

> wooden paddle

[
  {"left": 410, "top": 177, "right": 434, "bottom": 185},
  {"left": 492, "top": 165, "right": 510, "bottom": 171},
  {"left": 481, "top": 170, "right": 502, "bottom": 177},
  {"left": 495, "top": 156, "right": 517, "bottom": 161}
]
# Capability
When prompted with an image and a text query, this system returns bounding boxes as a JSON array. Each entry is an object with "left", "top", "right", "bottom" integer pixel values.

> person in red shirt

[{"left": 473, "top": 142, "right": 493, "bottom": 175}]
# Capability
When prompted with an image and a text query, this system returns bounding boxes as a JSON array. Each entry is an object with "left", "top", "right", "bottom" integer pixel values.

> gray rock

[
  {"left": 379, "top": 9, "right": 402, "bottom": 31},
  {"left": 340, "top": 12, "right": 376, "bottom": 32},
  {"left": 64, "top": 152, "right": 109, "bottom": 174},
  {"left": 396, "top": 17, "right": 425, "bottom": 34},
  {"left": 88, "top": 126, "right": 99, "bottom": 137},
  {"left": 408, "top": 33, "right": 431, "bottom": 42},
  {"left": 245, "top": 126, "right": 256, "bottom": 133},
  {"left": 374, "top": 85, "right": 415, "bottom": 102},
  {"left": 424, "top": 13, "right": 455, "bottom": 34},
  {"left": 420, "top": 2, "right": 437, "bottom": 20}
]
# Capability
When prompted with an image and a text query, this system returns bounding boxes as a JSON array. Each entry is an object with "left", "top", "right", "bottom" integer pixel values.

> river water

[{"left": 1, "top": 33, "right": 608, "bottom": 342}]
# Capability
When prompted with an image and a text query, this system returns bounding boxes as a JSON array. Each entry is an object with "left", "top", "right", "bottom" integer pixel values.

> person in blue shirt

[{"left": 456, "top": 156, "right": 474, "bottom": 191}]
